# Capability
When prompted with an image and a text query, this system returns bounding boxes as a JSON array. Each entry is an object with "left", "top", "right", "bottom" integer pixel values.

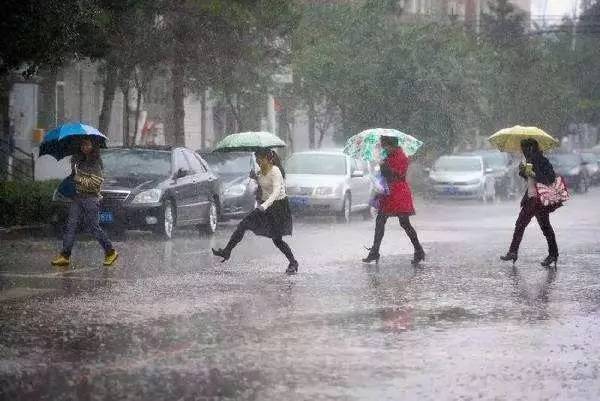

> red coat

[{"left": 378, "top": 148, "right": 415, "bottom": 216}]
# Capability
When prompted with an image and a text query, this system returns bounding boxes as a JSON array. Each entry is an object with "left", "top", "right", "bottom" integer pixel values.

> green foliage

[
  {"left": 292, "top": 3, "right": 483, "bottom": 153},
  {"left": 0, "top": 0, "right": 92, "bottom": 76},
  {"left": 0, "top": 180, "right": 60, "bottom": 227}
]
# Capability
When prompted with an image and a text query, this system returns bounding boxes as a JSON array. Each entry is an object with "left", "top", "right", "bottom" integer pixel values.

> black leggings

[
  {"left": 224, "top": 223, "right": 296, "bottom": 263},
  {"left": 370, "top": 214, "right": 422, "bottom": 254},
  {"left": 509, "top": 198, "right": 558, "bottom": 257}
]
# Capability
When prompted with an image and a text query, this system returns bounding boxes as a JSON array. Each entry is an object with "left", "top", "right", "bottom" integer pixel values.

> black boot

[
  {"left": 411, "top": 248, "right": 425, "bottom": 266},
  {"left": 362, "top": 248, "right": 380, "bottom": 263},
  {"left": 500, "top": 252, "right": 518, "bottom": 264},
  {"left": 286, "top": 260, "right": 299, "bottom": 274},
  {"left": 212, "top": 226, "right": 245, "bottom": 263},
  {"left": 212, "top": 248, "right": 231, "bottom": 263},
  {"left": 541, "top": 255, "right": 558, "bottom": 269}
]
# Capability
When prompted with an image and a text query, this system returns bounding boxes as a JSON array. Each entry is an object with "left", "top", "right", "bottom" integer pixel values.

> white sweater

[{"left": 258, "top": 166, "right": 287, "bottom": 210}]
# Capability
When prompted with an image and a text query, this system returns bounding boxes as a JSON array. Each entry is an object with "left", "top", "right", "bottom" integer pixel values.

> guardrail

[{"left": 0, "top": 138, "right": 35, "bottom": 181}]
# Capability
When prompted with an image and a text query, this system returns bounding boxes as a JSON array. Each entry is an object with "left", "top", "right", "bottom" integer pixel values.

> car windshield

[
  {"left": 479, "top": 153, "right": 507, "bottom": 169},
  {"left": 201, "top": 152, "right": 252, "bottom": 175},
  {"left": 434, "top": 157, "right": 481, "bottom": 172},
  {"left": 101, "top": 149, "right": 172, "bottom": 178},
  {"left": 286, "top": 154, "right": 347, "bottom": 175},
  {"left": 548, "top": 154, "right": 579, "bottom": 168}
]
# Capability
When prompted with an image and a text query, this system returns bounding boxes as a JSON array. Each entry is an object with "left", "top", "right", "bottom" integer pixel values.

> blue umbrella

[{"left": 39, "top": 122, "right": 108, "bottom": 160}]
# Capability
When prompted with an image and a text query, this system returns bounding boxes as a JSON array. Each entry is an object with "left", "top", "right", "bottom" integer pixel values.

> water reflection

[{"left": 508, "top": 265, "right": 557, "bottom": 321}]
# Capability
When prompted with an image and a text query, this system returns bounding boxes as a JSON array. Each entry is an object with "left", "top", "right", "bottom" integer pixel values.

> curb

[{"left": 0, "top": 224, "right": 54, "bottom": 240}]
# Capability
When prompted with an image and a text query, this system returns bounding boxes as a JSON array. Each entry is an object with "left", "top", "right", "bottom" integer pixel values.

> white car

[
  {"left": 285, "top": 150, "right": 373, "bottom": 222},
  {"left": 428, "top": 155, "right": 496, "bottom": 201}
]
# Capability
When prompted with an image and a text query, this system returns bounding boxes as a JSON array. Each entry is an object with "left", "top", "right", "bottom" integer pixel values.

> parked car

[
  {"left": 580, "top": 152, "right": 600, "bottom": 184},
  {"left": 51, "top": 146, "right": 222, "bottom": 239},
  {"left": 284, "top": 150, "right": 372, "bottom": 223},
  {"left": 199, "top": 151, "right": 258, "bottom": 220},
  {"left": 462, "top": 150, "right": 519, "bottom": 199},
  {"left": 427, "top": 155, "right": 496, "bottom": 201},
  {"left": 547, "top": 152, "right": 590, "bottom": 193}
]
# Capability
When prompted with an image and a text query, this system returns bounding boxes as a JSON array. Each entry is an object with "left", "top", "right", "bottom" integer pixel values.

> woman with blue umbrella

[{"left": 41, "top": 123, "right": 118, "bottom": 268}]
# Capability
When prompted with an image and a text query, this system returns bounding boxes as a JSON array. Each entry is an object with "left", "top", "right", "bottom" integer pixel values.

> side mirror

[
  {"left": 174, "top": 168, "right": 188, "bottom": 179},
  {"left": 351, "top": 170, "right": 364, "bottom": 178}
]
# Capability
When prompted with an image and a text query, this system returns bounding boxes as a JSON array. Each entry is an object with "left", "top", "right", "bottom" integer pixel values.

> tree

[{"left": 292, "top": 2, "right": 483, "bottom": 153}]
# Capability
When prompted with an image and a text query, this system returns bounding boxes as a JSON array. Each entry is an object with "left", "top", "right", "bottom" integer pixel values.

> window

[
  {"left": 183, "top": 150, "right": 206, "bottom": 173},
  {"left": 174, "top": 150, "right": 191, "bottom": 173}
]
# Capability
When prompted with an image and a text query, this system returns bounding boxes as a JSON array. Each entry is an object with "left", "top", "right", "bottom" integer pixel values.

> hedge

[{"left": 0, "top": 180, "right": 61, "bottom": 227}]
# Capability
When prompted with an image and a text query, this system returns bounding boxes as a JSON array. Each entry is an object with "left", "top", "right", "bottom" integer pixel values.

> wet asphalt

[{"left": 1, "top": 189, "right": 600, "bottom": 401}]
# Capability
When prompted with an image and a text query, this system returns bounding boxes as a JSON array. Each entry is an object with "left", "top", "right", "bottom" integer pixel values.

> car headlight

[
  {"left": 224, "top": 183, "right": 246, "bottom": 197},
  {"left": 132, "top": 188, "right": 162, "bottom": 204},
  {"left": 314, "top": 186, "right": 334, "bottom": 196},
  {"left": 465, "top": 178, "right": 481, "bottom": 185}
]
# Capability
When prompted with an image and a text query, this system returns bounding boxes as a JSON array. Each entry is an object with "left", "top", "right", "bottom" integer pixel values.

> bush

[{"left": 0, "top": 180, "right": 60, "bottom": 227}]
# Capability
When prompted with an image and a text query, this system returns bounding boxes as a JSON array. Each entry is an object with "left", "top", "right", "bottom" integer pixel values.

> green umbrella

[
  {"left": 214, "top": 131, "right": 286, "bottom": 152},
  {"left": 343, "top": 128, "right": 423, "bottom": 162}
]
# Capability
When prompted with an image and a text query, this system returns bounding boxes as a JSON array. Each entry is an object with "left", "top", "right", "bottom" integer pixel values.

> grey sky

[{"left": 531, "top": 0, "right": 578, "bottom": 18}]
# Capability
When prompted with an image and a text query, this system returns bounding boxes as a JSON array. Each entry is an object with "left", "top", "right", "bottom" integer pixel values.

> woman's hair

[
  {"left": 75, "top": 138, "right": 102, "bottom": 164},
  {"left": 381, "top": 135, "right": 398, "bottom": 147},
  {"left": 255, "top": 148, "right": 285, "bottom": 178},
  {"left": 520, "top": 138, "right": 540, "bottom": 158}
]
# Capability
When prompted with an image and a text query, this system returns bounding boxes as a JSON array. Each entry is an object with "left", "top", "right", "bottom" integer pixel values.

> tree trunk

[
  {"left": 99, "top": 62, "right": 118, "bottom": 136},
  {"left": 132, "top": 84, "right": 143, "bottom": 146},
  {"left": 123, "top": 84, "right": 131, "bottom": 147},
  {"left": 200, "top": 88, "right": 207, "bottom": 150},
  {"left": 0, "top": 75, "right": 11, "bottom": 180},
  {"left": 307, "top": 97, "right": 316, "bottom": 149},
  {"left": 172, "top": 55, "right": 186, "bottom": 147},
  {"left": 318, "top": 128, "right": 327, "bottom": 148}
]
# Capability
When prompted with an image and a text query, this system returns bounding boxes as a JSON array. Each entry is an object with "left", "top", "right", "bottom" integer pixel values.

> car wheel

[
  {"left": 198, "top": 199, "right": 218, "bottom": 235},
  {"left": 154, "top": 199, "right": 175, "bottom": 240},
  {"left": 336, "top": 193, "right": 351, "bottom": 223}
]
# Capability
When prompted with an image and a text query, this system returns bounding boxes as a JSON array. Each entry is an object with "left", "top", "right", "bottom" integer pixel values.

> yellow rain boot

[
  {"left": 103, "top": 249, "right": 119, "bottom": 267},
  {"left": 51, "top": 254, "right": 70, "bottom": 267}
]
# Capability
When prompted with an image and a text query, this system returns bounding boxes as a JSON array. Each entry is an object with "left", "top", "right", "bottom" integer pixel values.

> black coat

[
  {"left": 519, "top": 152, "right": 560, "bottom": 211},
  {"left": 519, "top": 153, "right": 556, "bottom": 185}
]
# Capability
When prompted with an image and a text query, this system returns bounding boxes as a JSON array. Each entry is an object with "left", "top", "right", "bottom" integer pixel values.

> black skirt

[{"left": 241, "top": 197, "right": 293, "bottom": 238}]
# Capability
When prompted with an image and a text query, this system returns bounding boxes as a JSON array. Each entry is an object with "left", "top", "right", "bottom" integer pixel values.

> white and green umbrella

[
  {"left": 343, "top": 128, "right": 423, "bottom": 162},
  {"left": 214, "top": 131, "right": 286, "bottom": 152}
]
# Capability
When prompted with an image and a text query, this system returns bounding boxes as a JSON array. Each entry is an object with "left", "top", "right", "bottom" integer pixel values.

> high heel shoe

[
  {"left": 500, "top": 252, "right": 518, "bottom": 264},
  {"left": 362, "top": 247, "right": 380, "bottom": 263},
  {"left": 411, "top": 249, "right": 426, "bottom": 266},
  {"left": 211, "top": 248, "right": 231, "bottom": 263},
  {"left": 286, "top": 260, "right": 299, "bottom": 274},
  {"left": 541, "top": 255, "right": 558, "bottom": 268}
]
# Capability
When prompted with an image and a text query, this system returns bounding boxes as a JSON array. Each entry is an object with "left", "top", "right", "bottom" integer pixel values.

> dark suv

[{"left": 51, "top": 146, "right": 222, "bottom": 239}]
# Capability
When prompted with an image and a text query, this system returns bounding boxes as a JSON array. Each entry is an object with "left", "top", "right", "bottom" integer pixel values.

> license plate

[
  {"left": 444, "top": 186, "right": 458, "bottom": 195},
  {"left": 289, "top": 196, "right": 310, "bottom": 207},
  {"left": 99, "top": 211, "right": 113, "bottom": 223}
]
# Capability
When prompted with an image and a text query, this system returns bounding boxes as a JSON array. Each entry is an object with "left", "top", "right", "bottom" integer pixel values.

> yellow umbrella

[{"left": 488, "top": 125, "right": 559, "bottom": 153}]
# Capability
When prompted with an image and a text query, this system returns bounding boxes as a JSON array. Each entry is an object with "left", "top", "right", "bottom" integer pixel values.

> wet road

[{"left": 1, "top": 190, "right": 600, "bottom": 400}]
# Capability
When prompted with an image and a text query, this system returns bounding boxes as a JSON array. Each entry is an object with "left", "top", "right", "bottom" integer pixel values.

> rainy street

[{"left": 1, "top": 191, "right": 599, "bottom": 401}]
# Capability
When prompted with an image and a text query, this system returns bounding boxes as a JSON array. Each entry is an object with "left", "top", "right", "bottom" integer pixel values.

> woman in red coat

[{"left": 363, "top": 136, "right": 425, "bottom": 265}]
